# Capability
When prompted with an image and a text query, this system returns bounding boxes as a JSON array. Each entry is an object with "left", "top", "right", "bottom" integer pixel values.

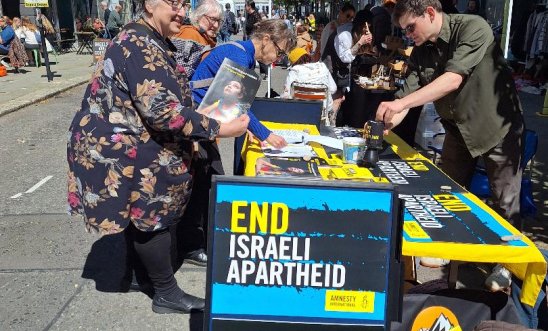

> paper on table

[
  {"left": 306, "top": 135, "right": 343, "bottom": 150},
  {"left": 262, "top": 144, "right": 317, "bottom": 158}
]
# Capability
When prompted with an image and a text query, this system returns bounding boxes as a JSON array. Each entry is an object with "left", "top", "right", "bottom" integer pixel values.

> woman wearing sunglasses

[
  {"left": 174, "top": 19, "right": 296, "bottom": 271},
  {"left": 67, "top": 0, "right": 249, "bottom": 315}
]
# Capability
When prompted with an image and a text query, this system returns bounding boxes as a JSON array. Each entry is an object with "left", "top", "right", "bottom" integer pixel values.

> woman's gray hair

[
  {"left": 251, "top": 19, "right": 297, "bottom": 52},
  {"left": 134, "top": 0, "right": 160, "bottom": 18},
  {"left": 190, "top": 0, "right": 223, "bottom": 27}
]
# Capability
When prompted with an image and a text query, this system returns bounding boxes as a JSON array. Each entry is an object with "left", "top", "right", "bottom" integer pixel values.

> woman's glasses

[
  {"left": 204, "top": 15, "right": 222, "bottom": 25},
  {"left": 272, "top": 39, "right": 285, "bottom": 58},
  {"left": 162, "top": 0, "right": 185, "bottom": 10}
]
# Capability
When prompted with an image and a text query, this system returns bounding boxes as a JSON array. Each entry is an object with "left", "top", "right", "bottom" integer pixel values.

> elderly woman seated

[
  {"left": 282, "top": 47, "right": 340, "bottom": 125},
  {"left": 0, "top": 16, "right": 15, "bottom": 56}
]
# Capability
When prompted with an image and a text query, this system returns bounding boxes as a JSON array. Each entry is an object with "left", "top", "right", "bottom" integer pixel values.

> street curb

[{"left": 0, "top": 76, "right": 89, "bottom": 118}]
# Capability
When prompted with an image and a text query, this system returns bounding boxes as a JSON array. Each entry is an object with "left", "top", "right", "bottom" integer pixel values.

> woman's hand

[
  {"left": 358, "top": 32, "right": 373, "bottom": 46},
  {"left": 265, "top": 133, "right": 287, "bottom": 149},
  {"left": 218, "top": 115, "right": 250, "bottom": 137}
]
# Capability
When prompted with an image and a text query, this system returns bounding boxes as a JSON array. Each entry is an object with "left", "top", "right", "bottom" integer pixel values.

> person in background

[
  {"left": 322, "top": 8, "right": 372, "bottom": 98},
  {"left": 100, "top": 1, "right": 111, "bottom": 27},
  {"left": 92, "top": 18, "right": 105, "bottom": 36},
  {"left": 179, "top": 19, "right": 295, "bottom": 268},
  {"left": 281, "top": 13, "right": 292, "bottom": 30},
  {"left": 318, "top": 3, "right": 355, "bottom": 59},
  {"left": 75, "top": 18, "right": 83, "bottom": 32},
  {"left": 82, "top": 16, "right": 94, "bottom": 32},
  {"left": 12, "top": 17, "right": 23, "bottom": 39},
  {"left": 465, "top": 0, "right": 480, "bottom": 15},
  {"left": 370, "top": 0, "right": 396, "bottom": 54},
  {"left": 245, "top": 0, "right": 261, "bottom": 39},
  {"left": 171, "top": 0, "right": 221, "bottom": 78},
  {"left": 337, "top": 9, "right": 381, "bottom": 128},
  {"left": 19, "top": 16, "right": 54, "bottom": 63},
  {"left": 239, "top": 11, "right": 246, "bottom": 38},
  {"left": 67, "top": 0, "right": 249, "bottom": 315},
  {"left": 245, "top": 1, "right": 268, "bottom": 79},
  {"left": 0, "top": 16, "right": 15, "bottom": 56},
  {"left": 376, "top": 0, "right": 524, "bottom": 286},
  {"left": 296, "top": 24, "right": 313, "bottom": 53},
  {"left": 282, "top": 47, "right": 338, "bottom": 125},
  {"left": 305, "top": 13, "right": 316, "bottom": 39},
  {"left": 219, "top": 3, "right": 236, "bottom": 42},
  {"left": 106, "top": 3, "right": 123, "bottom": 38}
]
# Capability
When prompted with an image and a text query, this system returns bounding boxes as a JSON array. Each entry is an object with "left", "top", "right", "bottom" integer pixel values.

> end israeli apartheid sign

[
  {"left": 24, "top": 0, "right": 49, "bottom": 7},
  {"left": 205, "top": 176, "right": 402, "bottom": 330}
]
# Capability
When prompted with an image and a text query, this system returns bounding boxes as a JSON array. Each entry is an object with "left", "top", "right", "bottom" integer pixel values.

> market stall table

[{"left": 241, "top": 121, "right": 546, "bottom": 308}]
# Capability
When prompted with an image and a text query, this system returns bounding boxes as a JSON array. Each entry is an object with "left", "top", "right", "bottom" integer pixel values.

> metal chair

[{"left": 290, "top": 82, "right": 329, "bottom": 125}]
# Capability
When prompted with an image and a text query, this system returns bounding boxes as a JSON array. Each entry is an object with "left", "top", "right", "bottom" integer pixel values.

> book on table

[{"left": 255, "top": 157, "right": 326, "bottom": 178}]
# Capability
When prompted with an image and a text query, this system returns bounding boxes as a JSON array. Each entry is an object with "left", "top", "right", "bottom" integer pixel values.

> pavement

[
  {"left": 0, "top": 53, "right": 94, "bottom": 117},
  {"left": 0, "top": 49, "right": 546, "bottom": 330}
]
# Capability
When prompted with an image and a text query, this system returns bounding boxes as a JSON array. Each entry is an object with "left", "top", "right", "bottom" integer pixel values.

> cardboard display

[{"left": 205, "top": 176, "right": 403, "bottom": 330}]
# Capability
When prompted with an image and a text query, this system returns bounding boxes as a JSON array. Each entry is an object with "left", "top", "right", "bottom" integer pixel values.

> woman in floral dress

[{"left": 66, "top": 0, "right": 248, "bottom": 314}]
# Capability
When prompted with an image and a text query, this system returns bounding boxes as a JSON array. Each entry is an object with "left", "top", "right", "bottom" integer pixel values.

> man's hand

[
  {"left": 265, "top": 133, "right": 287, "bottom": 149},
  {"left": 218, "top": 115, "right": 250, "bottom": 137},
  {"left": 376, "top": 99, "right": 406, "bottom": 124}
]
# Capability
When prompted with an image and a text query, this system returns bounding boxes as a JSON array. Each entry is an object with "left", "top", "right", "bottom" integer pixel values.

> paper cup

[{"left": 342, "top": 137, "right": 366, "bottom": 164}]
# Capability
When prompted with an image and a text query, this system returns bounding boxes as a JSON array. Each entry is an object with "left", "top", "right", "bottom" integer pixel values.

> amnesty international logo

[
  {"left": 324, "top": 290, "right": 375, "bottom": 313},
  {"left": 411, "top": 306, "right": 462, "bottom": 331}
]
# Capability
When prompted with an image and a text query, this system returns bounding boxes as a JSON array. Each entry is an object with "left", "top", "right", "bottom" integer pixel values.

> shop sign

[{"left": 24, "top": 0, "right": 49, "bottom": 7}]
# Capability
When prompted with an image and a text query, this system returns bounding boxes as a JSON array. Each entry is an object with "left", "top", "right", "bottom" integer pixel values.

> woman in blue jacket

[{"left": 175, "top": 19, "right": 296, "bottom": 267}]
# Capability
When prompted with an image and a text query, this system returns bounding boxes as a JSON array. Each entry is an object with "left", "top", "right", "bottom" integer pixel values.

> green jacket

[{"left": 398, "top": 13, "right": 523, "bottom": 157}]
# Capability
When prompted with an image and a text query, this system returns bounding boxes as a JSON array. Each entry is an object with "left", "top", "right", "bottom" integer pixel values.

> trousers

[
  {"left": 440, "top": 118, "right": 524, "bottom": 227},
  {"left": 124, "top": 223, "right": 179, "bottom": 297}
]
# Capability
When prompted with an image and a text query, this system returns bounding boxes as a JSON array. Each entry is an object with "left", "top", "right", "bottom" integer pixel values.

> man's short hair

[
  {"left": 246, "top": 1, "right": 256, "bottom": 10},
  {"left": 225, "top": 3, "right": 230, "bottom": 9},
  {"left": 393, "top": 0, "right": 442, "bottom": 25},
  {"left": 340, "top": 2, "right": 356, "bottom": 14}
]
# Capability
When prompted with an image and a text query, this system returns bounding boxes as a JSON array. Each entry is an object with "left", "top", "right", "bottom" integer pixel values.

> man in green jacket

[
  {"left": 377, "top": 0, "right": 523, "bottom": 227},
  {"left": 376, "top": 0, "right": 524, "bottom": 287}
]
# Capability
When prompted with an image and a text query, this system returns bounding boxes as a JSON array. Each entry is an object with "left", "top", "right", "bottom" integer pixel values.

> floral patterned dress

[{"left": 67, "top": 21, "right": 220, "bottom": 235}]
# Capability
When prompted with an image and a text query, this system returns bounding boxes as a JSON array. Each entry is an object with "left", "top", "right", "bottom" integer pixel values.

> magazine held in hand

[{"left": 196, "top": 58, "right": 260, "bottom": 123}]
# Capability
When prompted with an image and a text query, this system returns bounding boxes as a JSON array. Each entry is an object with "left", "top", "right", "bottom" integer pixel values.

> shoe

[
  {"left": 262, "top": 74, "right": 268, "bottom": 81},
  {"left": 184, "top": 249, "right": 207, "bottom": 267},
  {"left": 419, "top": 257, "right": 450, "bottom": 268},
  {"left": 485, "top": 264, "right": 512, "bottom": 292},
  {"left": 152, "top": 292, "right": 205, "bottom": 314}
]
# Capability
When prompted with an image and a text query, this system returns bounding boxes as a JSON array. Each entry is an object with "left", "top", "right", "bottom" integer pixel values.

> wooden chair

[{"left": 290, "top": 82, "right": 329, "bottom": 125}]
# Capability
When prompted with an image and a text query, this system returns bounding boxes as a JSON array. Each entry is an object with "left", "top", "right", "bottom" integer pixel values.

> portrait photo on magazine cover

[{"left": 196, "top": 58, "right": 260, "bottom": 123}]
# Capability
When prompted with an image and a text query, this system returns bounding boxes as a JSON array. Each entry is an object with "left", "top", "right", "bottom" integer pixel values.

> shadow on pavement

[
  {"left": 81, "top": 232, "right": 127, "bottom": 292},
  {"left": 189, "top": 312, "right": 204, "bottom": 331}
]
